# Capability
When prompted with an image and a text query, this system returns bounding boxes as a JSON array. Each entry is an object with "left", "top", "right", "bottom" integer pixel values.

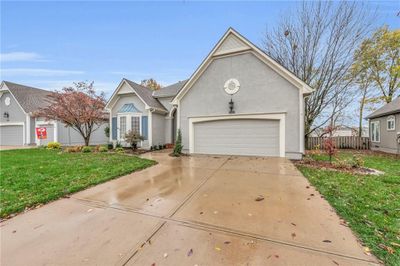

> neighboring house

[
  {"left": 310, "top": 125, "right": 369, "bottom": 137},
  {"left": 106, "top": 28, "right": 313, "bottom": 159},
  {"left": 0, "top": 81, "right": 108, "bottom": 146},
  {"left": 366, "top": 97, "right": 400, "bottom": 154}
]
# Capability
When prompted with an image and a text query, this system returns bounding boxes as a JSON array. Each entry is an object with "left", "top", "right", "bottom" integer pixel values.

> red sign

[{"left": 36, "top": 127, "right": 47, "bottom": 140}]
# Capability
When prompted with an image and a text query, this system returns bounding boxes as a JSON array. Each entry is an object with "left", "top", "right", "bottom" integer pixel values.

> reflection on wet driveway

[{"left": 1, "top": 151, "right": 379, "bottom": 266}]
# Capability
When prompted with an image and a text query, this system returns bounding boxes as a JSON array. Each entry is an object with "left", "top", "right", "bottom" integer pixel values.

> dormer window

[{"left": 387, "top": 115, "right": 395, "bottom": 131}]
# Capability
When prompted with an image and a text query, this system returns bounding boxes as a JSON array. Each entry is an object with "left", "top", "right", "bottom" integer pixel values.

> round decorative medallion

[
  {"left": 224, "top": 79, "right": 240, "bottom": 95},
  {"left": 4, "top": 97, "right": 11, "bottom": 106}
]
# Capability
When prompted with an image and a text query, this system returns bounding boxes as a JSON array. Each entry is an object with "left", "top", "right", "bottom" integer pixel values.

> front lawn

[
  {"left": 0, "top": 148, "right": 156, "bottom": 219},
  {"left": 296, "top": 151, "right": 400, "bottom": 265}
]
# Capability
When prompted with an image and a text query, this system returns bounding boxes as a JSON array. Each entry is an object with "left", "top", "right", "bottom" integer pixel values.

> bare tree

[{"left": 263, "top": 1, "right": 374, "bottom": 138}]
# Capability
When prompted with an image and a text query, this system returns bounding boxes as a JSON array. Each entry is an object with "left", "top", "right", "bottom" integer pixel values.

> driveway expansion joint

[{"left": 72, "top": 193, "right": 379, "bottom": 265}]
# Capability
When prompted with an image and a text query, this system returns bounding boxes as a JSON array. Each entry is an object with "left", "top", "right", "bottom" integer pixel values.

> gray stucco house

[
  {"left": 0, "top": 81, "right": 108, "bottom": 146},
  {"left": 106, "top": 28, "right": 313, "bottom": 159},
  {"left": 366, "top": 97, "right": 400, "bottom": 154}
]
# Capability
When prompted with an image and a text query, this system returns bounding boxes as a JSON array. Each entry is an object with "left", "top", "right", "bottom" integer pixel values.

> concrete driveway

[{"left": 1, "top": 151, "right": 379, "bottom": 265}]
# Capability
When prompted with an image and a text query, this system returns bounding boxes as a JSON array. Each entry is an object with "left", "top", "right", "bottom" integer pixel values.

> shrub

[
  {"left": 350, "top": 155, "right": 364, "bottom": 168},
  {"left": 107, "top": 143, "right": 113, "bottom": 150},
  {"left": 323, "top": 126, "right": 337, "bottom": 163},
  {"left": 81, "top": 146, "right": 92, "bottom": 153},
  {"left": 115, "top": 147, "right": 125, "bottom": 153},
  {"left": 172, "top": 129, "right": 183, "bottom": 156},
  {"left": 332, "top": 158, "right": 352, "bottom": 169},
  {"left": 65, "top": 146, "right": 81, "bottom": 153},
  {"left": 115, "top": 141, "right": 122, "bottom": 148},
  {"left": 158, "top": 144, "right": 163, "bottom": 150},
  {"left": 104, "top": 126, "right": 110, "bottom": 138},
  {"left": 98, "top": 146, "right": 108, "bottom": 152},
  {"left": 47, "top": 142, "right": 61, "bottom": 149},
  {"left": 124, "top": 130, "right": 144, "bottom": 150}
]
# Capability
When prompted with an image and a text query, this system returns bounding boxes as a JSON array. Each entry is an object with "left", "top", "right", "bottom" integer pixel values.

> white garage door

[
  {"left": 193, "top": 119, "right": 280, "bottom": 157},
  {"left": 0, "top": 125, "right": 24, "bottom": 146}
]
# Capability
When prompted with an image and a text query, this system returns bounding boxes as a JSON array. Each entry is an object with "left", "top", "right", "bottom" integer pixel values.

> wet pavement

[{"left": 1, "top": 151, "right": 380, "bottom": 265}]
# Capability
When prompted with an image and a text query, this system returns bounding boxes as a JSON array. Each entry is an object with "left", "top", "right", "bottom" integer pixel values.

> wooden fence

[{"left": 307, "top": 136, "right": 370, "bottom": 150}]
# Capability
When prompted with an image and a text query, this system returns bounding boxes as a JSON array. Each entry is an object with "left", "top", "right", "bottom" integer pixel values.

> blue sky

[{"left": 1, "top": 1, "right": 399, "bottom": 98}]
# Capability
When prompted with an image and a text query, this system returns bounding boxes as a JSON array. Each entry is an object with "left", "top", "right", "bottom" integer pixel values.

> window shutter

[
  {"left": 112, "top": 117, "right": 117, "bottom": 140},
  {"left": 141, "top": 116, "right": 148, "bottom": 140}
]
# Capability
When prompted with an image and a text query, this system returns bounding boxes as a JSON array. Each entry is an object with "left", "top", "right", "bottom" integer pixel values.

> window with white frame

[
  {"left": 387, "top": 115, "right": 395, "bottom": 131},
  {"left": 119, "top": 116, "right": 127, "bottom": 139},
  {"left": 131, "top": 116, "right": 140, "bottom": 133},
  {"left": 371, "top": 121, "right": 380, "bottom": 142}
]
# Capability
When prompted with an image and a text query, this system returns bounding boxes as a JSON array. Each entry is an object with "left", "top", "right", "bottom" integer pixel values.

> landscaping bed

[
  {"left": 0, "top": 148, "right": 156, "bottom": 219},
  {"left": 296, "top": 150, "right": 400, "bottom": 265}
]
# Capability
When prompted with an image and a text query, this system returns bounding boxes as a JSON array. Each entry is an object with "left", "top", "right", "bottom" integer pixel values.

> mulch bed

[{"left": 294, "top": 159, "right": 384, "bottom": 176}]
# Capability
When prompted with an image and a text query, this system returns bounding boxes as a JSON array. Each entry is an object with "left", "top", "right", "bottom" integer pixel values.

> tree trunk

[
  {"left": 84, "top": 136, "right": 90, "bottom": 146},
  {"left": 358, "top": 102, "right": 364, "bottom": 137}
]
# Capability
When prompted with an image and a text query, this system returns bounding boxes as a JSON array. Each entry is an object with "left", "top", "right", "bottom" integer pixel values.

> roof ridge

[{"left": 3, "top": 80, "right": 51, "bottom": 93}]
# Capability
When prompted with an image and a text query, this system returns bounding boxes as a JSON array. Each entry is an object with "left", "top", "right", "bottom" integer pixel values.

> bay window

[{"left": 119, "top": 116, "right": 127, "bottom": 139}]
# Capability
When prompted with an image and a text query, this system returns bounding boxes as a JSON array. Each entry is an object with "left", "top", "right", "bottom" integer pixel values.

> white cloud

[
  {"left": 1, "top": 68, "right": 85, "bottom": 77},
  {"left": 0, "top": 52, "right": 44, "bottom": 62}
]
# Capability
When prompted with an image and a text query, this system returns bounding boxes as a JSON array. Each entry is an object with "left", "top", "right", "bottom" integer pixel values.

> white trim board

[{"left": 188, "top": 113, "right": 286, "bottom": 157}]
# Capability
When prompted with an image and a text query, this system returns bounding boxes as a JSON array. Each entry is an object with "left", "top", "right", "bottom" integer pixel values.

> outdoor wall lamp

[
  {"left": 229, "top": 98, "right": 235, "bottom": 114},
  {"left": 3, "top": 112, "right": 9, "bottom": 121}
]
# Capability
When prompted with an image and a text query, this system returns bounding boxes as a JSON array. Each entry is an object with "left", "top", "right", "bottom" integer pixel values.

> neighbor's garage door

[
  {"left": 193, "top": 119, "right": 280, "bottom": 157},
  {"left": 0, "top": 125, "right": 24, "bottom": 146}
]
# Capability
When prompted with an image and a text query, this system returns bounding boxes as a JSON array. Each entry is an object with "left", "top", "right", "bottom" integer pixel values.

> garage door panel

[
  {"left": 0, "top": 126, "right": 24, "bottom": 146},
  {"left": 194, "top": 119, "right": 279, "bottom": 157}
]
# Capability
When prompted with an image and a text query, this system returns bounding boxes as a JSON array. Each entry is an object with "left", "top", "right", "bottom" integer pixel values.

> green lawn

[
  {"left": 0, "top": 148, "right": 156, "bottom": 218},
  {"left": 297, "top": 151, "right": 400, "bottom": 265}
]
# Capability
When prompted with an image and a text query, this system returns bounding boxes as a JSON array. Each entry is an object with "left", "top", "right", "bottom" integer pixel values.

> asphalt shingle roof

[
  {"left": 2, "top": 81, "right": 52, "bottom": 113},
  {"left": 123, "top": 79, "right": 167, "bottom": 111},
  {"left": 152, "top": 80, "right": 188, "bottom": 98},
  {"left": 366, "top": 97, "right": 400, "bottom": 119}
]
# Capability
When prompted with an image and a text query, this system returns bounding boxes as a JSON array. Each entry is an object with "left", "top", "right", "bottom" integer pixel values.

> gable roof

[
  {"left": 152, "top": 79, "right": 188, "bottom": 98},
  {"left": 1, "top": 81, "right": 52, "bottom": 114},
  {"left": 366, "top": 97, "right": 400, "bottom": 119},
  {"left": 172, "top": 28, "right": 314, "bottom": 104},
  {"left": 105, "top": 79, "right": 167, "bottom": 112}
]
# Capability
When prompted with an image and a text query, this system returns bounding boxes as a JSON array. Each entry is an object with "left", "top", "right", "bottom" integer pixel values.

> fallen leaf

[
  {"left": 322, "top": 240, "right": 332, "bottom": 243},
  {"left": 332, "top": 260, "right": 339, "bottom": 265},
  {"left": 146, "top": 198, "right": 149, "bottom": 201},
  {"left": 199, "top": 212, "right": 204, "bottom": 215},
  {"left": 255, "top": 195, "right": 265, "bottom": 201},
  {"left": 291, "top": 223, "right": 297, "bottom": 226},
  {"left": 215, "top": 246, "right": 221, "bottom": 251},
  {"left": 187, "top": 248, "right": 193, "bottom": 256},
  {"left": 274, "top": 255, "right": 279, "bottom": 258},
  {"left": 151, "top": 263, "right": 156, "bottom": 266},
  {"left": 291, "top": 233, "right": 296, "bottom": 239},
  {"left": 306, "top": 186, "right": 310, "bottom": 189},
  {"left": 224, "top": 241, "right": 231, "bottom": 244},
  {"left": 364, "top": 247, "right": 371, "bottom": 256},
  {"left": 310, "top": 194, "right": 315, "bottom": 196},
  {"left": 378, "top": 244, "right": 395, "bottom": 254},
  {"left": 391, "top": 242, "right": 400, "bottom": 247},
  {"left": 267, "top": 255, "right": 272, "bottom": 259},
  {"left": 12, "top": 230, "right": 16, "bottom": 233},
  {"left": 307, "top": 198, "right": 310, "bottom": 200}
]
